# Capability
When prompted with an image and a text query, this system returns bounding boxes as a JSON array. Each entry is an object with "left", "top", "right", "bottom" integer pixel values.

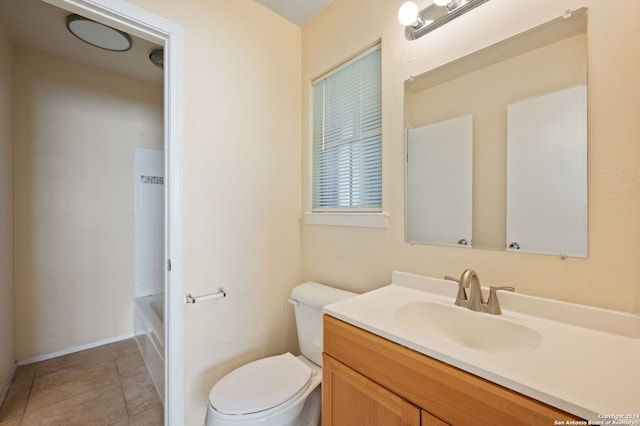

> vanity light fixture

[
  {"left": 66, "top": 14, "right": 132, "bottom": 51},
  {"left": 398, "top": 0, "right": 491, "bottom": 40},
  {"left": 398, "top": 1, "right": 424, "bottom": 27}
]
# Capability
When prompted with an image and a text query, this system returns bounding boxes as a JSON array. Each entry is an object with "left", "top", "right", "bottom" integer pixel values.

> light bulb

[
  {"left": 433, "top": 0, "right": 450, "bottom": 6},
  {"left": 398, "top": 1, "right": 419, "bottom": 26}
]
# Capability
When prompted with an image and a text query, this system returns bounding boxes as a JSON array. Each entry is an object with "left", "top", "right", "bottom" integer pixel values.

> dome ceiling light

[
  {"left": 66, "top": 14, "right": 132, "bottom": 51},
  {"left": 149, "top": 48, "right": 164, "bottom": 69}
]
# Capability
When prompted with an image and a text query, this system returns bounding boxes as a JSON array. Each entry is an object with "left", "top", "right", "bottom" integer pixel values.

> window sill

[{"left": 302, "top": 212, "right": 389, "bottom": 229}]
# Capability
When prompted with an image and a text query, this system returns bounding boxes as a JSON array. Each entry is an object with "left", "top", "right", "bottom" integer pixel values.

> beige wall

[
  {"left": 13, "top": 47, "right": 163, "bottom": 360},
  {"left": 0, "top": 16, "right": 14, "bottom": 394},
  {"left": 9, "top": 0, "right": 639, "bottom": 422},
  {"left": 406, "top": 33, "right": 587, "bottom": 250},
  {"left": 119, "top": 1, "right": 303, "bottom": 424},
  {"left": 301, "top": 0, "right": 640, "bottom": 312}
]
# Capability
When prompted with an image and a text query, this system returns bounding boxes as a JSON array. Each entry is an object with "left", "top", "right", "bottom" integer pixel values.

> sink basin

[{"left": 393, "top": 301, "right": 542, "bottom": 354}]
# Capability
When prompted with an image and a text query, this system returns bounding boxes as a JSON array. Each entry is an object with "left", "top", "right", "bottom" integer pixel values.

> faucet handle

[
  {"left": 483, "top": 286, "right": 515, "bottom": 315},
  {"left": 444, "top": 275, "right": 468, "bottom": 306}
]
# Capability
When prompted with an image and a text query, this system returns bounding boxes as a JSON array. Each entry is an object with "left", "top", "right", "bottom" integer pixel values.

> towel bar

[{"left": 186, "top": 287, "right": 226, "bottom": 304}]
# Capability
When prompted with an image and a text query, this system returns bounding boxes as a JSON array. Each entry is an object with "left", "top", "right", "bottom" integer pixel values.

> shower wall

[{"left": 135, "top": 148, "right": 165, "bottom": 298}]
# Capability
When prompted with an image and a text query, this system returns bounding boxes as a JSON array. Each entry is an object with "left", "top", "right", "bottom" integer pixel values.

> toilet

[{"left": 204, "top": 282, "right": 356, "bottom": 426}]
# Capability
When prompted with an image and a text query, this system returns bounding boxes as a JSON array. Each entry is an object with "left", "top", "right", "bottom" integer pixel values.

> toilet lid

[{"left": 209, "top": 352, "right": 312, "bottom": 415}]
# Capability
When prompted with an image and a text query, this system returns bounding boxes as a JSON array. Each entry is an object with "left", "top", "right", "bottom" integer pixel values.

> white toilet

[{"left": 204, "top": 282, "right": 356, "bottom": 426}]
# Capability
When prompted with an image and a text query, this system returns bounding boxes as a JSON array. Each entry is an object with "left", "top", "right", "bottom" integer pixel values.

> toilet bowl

[
  {"left": 204, "top": 282, "right": 356, "bottom": 426},
  {"left": 205, "top": 353, "right": 321, "bottom": 426}
]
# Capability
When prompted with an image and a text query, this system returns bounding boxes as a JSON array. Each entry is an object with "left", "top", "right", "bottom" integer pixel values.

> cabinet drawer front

[
  {"left": 323, "top": 315, "right": 581, "bottom": 425},
  {"left": 323, "top": 354, "right": 421, "bottom": 426}
]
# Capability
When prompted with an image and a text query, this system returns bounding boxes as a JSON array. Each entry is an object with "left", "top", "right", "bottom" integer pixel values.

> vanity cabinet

[
  {"left": 322, "top": 354, "right": 421, "bottom": 425},
  {"left": 322, "top": 315, "right": 582, "bottom": 426}
]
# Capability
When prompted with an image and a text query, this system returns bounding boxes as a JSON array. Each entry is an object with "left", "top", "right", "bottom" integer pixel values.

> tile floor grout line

[
  {"left": 19, "top": 362, "right": 37, "bottom": 423},
  {"left": 24, "top": 355, "right": 117, "bottom": 413},
  {"left": 109, "top": 343, "right": 132, "bottom": 425},
  {"left": 22, "top": 381, "right": 124, "bottom": 417},
  {"left": 113, "top": 348, "right": 133, "bottom": 420}
]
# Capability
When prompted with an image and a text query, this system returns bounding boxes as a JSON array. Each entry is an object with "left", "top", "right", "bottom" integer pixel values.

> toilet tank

[{"left": 290, "top": 282, "right": 356, "bottom": 367}]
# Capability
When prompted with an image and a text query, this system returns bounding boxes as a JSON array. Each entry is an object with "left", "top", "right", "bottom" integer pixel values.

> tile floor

[{"left": 0, "top": 338, "right": 163, "bottom": 425}]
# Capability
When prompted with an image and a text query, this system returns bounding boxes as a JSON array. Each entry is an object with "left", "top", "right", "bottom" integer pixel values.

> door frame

[{"left": 41, "top": 0, "right": 185, "bottom": 424}]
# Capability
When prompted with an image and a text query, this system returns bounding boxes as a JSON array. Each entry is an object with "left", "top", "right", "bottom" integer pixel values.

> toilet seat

[{"left": 209, "top": 352, "right": 312, "bottom": 415}]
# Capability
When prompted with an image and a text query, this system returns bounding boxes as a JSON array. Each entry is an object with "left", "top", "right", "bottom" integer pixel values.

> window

[{"left": 311, "top": 45, "right": 382, "bottom": 211}]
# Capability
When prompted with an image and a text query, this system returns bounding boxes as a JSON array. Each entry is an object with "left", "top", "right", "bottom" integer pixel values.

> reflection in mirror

[
  {"left": 406, "top": 115, "right": 473, "bottom": 247},
  {"left": 506, "top": 86, "right": 587, "bottom": 257},
  {"left": 404, "top": 9, "right": 587, "bottom": 256}
]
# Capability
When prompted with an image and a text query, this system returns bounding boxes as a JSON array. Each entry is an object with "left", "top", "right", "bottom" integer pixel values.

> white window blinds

[{"left": 311, "top": 46, "right": 382, "bottom": 211}]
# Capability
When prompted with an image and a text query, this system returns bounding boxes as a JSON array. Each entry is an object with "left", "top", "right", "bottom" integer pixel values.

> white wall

[
  {"left": 13, "top": 47, "right": 163, "bottom": 360},
  {"left": 0, "top": 15, "right": 15, "bottom": 398},
  {"left": 122, "top": 1, "right": 303, "bottom": 424},
  {"left": 301, "top": 0, "right": 640, "bottom": 312}
]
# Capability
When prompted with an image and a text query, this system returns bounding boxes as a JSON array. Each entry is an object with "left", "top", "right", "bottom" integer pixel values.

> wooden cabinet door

[
  {"left": 323, "top": 354, "right": 420, "bottom": 426},
  {"left": 422, "top": 410, "right": 450, "bottom": 426}
]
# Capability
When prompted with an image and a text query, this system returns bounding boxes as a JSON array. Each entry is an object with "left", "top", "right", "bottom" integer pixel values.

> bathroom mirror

[{"left": 404, "top": 9, "right": 588, "bottom": 257}]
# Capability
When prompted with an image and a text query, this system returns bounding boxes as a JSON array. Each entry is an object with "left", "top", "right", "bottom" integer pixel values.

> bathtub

[{"left": 135, "top": 294, "right": 164, "bottom": 404}]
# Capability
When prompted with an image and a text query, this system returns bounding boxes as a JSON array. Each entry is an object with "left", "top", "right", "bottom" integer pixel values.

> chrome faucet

[{"left": 445, "top": 269, "right": 514, "bottom": 315}]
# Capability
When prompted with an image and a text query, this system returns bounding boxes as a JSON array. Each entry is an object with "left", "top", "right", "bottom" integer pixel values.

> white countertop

[{"left": 323, "top": 271, "right": 640, "bottom": 421}]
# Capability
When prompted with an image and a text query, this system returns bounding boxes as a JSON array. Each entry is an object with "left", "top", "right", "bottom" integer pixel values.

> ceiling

[
  {"left": 0, "top": 0, "right": 332, "bottom": 85},
  {"left": 0, "top": 0, "right": 163, "bottom": 84},
  {"left": 254, "top": 0, "right": 334, "bottom": 26}
]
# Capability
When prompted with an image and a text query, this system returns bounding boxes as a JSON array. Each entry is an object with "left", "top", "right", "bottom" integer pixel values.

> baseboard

[
  {"left": 16, "top": 333, "right": 136, "bottom": 366},
  {"left": 0, "top": 363, "right": 17, "bottom": 408}
]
